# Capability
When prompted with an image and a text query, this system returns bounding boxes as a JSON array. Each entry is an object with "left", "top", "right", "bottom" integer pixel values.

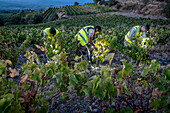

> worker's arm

[
  {"left": 127, "top": 28, "right": 135, "bottom": 42},
  {"left": 141, "top": 32, "right": 146, "bottom": 38},
  {"left": 88, "top": 29, "right": 95, "bottom": 47},
  {"left": 44, "top": 32, "right": 46, "bottom": 36}
]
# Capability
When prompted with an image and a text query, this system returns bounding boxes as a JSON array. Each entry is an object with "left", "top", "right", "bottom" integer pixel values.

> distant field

[{"left": 0, "top": 13, "right": 12, "bottom": 17}]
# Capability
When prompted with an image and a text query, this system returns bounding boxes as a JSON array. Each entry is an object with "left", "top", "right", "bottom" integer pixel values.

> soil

[
  {"left": 13, "top": 41, "right": 170, "bottom": 112},
  {"left": 47, "top": 43, "right": 169, "bottom": 113},
  {"left": 149, "top": 43, "right": 170, "bottom": 66},
  {"left": 16, "top": 49, "right": 48, "bottom": 69}
]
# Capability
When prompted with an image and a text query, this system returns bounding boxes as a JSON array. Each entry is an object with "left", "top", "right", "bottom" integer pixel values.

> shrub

[
  {"left": 33, "top": 14, "right": 44, "bottom": 24},
  {"left": 11, "top": 15, "right": 22, "bottom": 25}
]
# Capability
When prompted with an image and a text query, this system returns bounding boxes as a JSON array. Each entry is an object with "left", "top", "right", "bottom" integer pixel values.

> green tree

[
  {"left": 33, "top": 14, "right": 43, "bottom": 24},
  {"left": 74, "top": 2, "right": 79, "bottom": 5},
  {"left": 11, "top": 15, "right": 22, "bottom": 25},
  {"left": 25, "top": 15, "right": 33, "bottom": 24}
]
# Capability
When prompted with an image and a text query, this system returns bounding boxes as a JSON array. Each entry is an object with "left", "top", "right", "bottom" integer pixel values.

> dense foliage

[
  {"left": 85, "top": 3, "right": 116, "bottom": 12},
  {"left": 0, "top": 11, "right": 44, "bottom": 26},
  {"left": 63, "top": 5, "right": 92, "bottom": 16},
  {"left": 0, "top": 14, "right": 169, "bottom": 66},
  {"left": 0, "top": 14, "right": 169, "bottom": 112}
]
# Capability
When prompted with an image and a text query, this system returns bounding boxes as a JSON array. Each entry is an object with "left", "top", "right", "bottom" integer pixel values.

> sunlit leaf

[
  {"left": 105, "top": 53, "right": 115, "bottom": 65},
  {"left": 141, "top": 67, "right": 150, "bottom": 76},
  {"left": 5, "top": 60, "right": 12, "bottom": 67},
  {"left": 74, "top": 56, "right": 81, "bottom": 61},
  {"left": 20, "top": 75, "right": 28, "bottom": 86},
  {"left": 9, "top": 68, "right": 19, "bottom": 78},
  {"left": 24, "top": 51, "right": 31, "bottom": 59}
]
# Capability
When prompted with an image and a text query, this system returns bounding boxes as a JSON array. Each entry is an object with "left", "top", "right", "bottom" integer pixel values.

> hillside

[
  {"left": 96, "top": 0, "right": 169, "bottom": 18},
  {"left": 0, "top": 12, "right": 169, "bottom": 112},
  {"left": 119, "top": 0, "right": 167, "bottom": 16}
]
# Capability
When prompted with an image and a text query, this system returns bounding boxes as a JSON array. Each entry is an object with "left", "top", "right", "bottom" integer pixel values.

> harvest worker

[
  {"left": 75, "top": 25, "right": 102, "bottom": 62},
  {"left": 124, "top": 25, "right": 150, "bottom": 47},
  {"left": 43, "top": 27, "right": 59, "bottom": 40},
  {"left": 43, "top": 27, "right": 60, "bottom": 55}
]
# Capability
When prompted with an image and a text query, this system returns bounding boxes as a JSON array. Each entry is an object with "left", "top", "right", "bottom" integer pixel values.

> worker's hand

[{"left": 36, "top": 45, "right": 41, "bottom": 49}]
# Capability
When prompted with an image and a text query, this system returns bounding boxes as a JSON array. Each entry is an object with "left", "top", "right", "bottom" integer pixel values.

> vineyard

[
  {"left": 0, "top": 13, "right": 170, "bottom": 113},
  {"left": 42, "top": 7, "right": 58, "bottom": 21},
  {"left": 63, "top": 5, "right": 92, "bottom": 16},
  {"left": 43, "top": 4, "right": 116, "bottom": 18},
  {"left": 85, "top": 3, "right": 117, "bottom": 13}
]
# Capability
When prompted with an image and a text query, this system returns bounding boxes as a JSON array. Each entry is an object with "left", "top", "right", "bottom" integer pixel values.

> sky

[{"left": 0, "top": 0, "right": 93, "bottom": 10}]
